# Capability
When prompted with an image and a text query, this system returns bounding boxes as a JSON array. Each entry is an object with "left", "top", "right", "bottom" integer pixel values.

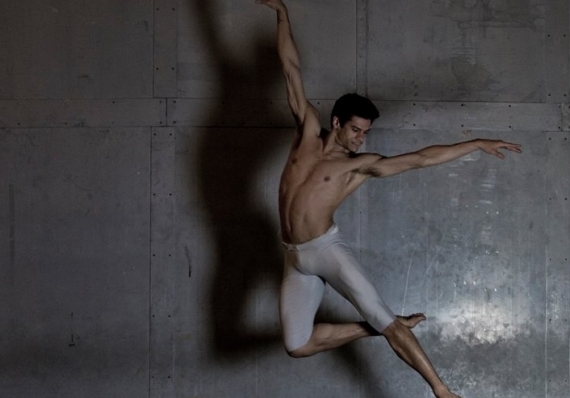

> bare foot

[
  {"left": 397, "top": 313, "right": 426, "bottom": 328},
  {"left": 434, "top": 385, "right": 462, "bottom": 398},
  {"left": 435, "top": 390, "right": 462, "bottom": 398}
]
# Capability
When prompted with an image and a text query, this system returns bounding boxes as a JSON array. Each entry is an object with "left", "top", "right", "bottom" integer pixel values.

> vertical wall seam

[
  {"left": 152, "top": 1, "right": 157, "bottom": 99},
  {"left": 356, "top": 0, "right": 368, "bottom": 96},
  {"left": 8, "top": 183, "right": 15, "bottom": 286},
  {"left": 149, "top": 126, "right": 154, "bottom": 398},
  {"left": 153, "top": 0, "right": 179, "bottom": 98},
  {"left": 149, "top": 127, "right": 176, "bottom": 398},
  {"left": 544, "top": 0, "right": 570, "bottom": 103},
  {"left": 356, "top": 4, "right": 368, "bottom": 395},
  {"left": 356, "top": 5, "right": 369, "bottom": 393},
  {"left": 544, "top": 132, "right": 570, "bottom": 398}
]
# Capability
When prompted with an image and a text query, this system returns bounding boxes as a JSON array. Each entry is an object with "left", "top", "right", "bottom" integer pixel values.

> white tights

[{"left": 280, "top": 225, "right": 396, "bottom": 352}]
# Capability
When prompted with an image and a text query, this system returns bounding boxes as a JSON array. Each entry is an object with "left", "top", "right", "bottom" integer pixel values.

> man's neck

[{"left": 322, "top": 128, "right": 348, "bottom": 155}]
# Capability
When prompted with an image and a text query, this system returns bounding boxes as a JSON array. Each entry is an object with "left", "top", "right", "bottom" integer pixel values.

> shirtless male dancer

[{"left": 257, "top": 1, "right": 522, "bottom": 397}]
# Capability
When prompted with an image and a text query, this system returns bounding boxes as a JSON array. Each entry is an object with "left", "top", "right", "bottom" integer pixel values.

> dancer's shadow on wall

[
  {"left": 189, "top": 0, "right": 284, "bottom": 359},
  {"left": 189, "top": 2, "right": 383, "bottom": 396}
]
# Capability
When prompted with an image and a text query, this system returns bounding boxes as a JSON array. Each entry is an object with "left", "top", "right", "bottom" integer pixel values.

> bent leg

[
  {"left": 280, "top": 263, "right": 325, "bottom": 354},
  {"left": 280, "top": 271, "right": 373, "bottom": 357},
  {"left": 288, "top": 321, "right": 376, "bottom": 358},
  {"left": 289, "top": 316, "right": 427, "bottom": 358}
]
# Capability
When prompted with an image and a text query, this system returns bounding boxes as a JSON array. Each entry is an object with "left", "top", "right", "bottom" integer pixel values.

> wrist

[
  {"left": 277, "top": 8, "right": 288, "bottom": 22},
  {"left": 471, "top": 139, "right": 482, "bottom": 150},
  {"left": 276, "top": 3, "right": 287, "bottom": 14}
]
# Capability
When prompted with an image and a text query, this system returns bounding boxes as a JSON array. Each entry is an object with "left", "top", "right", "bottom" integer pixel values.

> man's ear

[{"left": 332, "top": 116, "right": 340, "bottom": 129}]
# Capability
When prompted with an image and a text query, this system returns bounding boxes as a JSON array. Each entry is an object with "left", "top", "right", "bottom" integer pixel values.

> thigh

[
  {"left": 280, "top": 252, "right": 326, "bottom": 352},
  {"left": 316, "top": 240, "right": 374, "bottom": 298},
  {"left": 318, "top": 241, "right": 396, "bottom": 332}
]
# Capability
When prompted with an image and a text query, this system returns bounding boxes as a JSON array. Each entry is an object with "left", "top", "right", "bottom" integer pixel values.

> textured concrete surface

[{"left": 0, "top": 0, "right": 569, "bottom": 397}]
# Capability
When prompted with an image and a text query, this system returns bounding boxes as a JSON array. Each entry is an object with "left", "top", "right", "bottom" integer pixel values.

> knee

[
  {"left": 284, "top": 338, "right": 314, "bottom": 358},
  {"left": 286, "top": 347, "right": 310, "bottom": 358},
  {"left": 287, "top": 337, "right": 323, "bottom": 358},
  {"left": 284, "top": 332, "right": 318, "bottom": 358},
  {"left": 283, "top": 329, "right": 313, "bottom": 358}
]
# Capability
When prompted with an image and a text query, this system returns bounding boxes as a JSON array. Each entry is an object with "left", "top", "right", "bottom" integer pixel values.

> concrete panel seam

[
  {"left": 544, "top": 0, "right": 570, "bottom": 103},
  {"left": 0, "top": 99, "right": 166, "bottom": 128},
  {"left": 149, "top": 127, "right": 176, "bottom": 398},
  {"left": 154, "top": 0, "right": 179, "bottom": 98},
  {"left": 167, "top": 98, "right": 564, "bottom": 131},
  {"left": 561, "top": 103, "right": 570, "bottom": 131},
  {"left": 356, "top": 0, "right": 368, "bottom": 96},
  {"left": 8, "top": 184, "right": 15, "bottom": 286},
  {"left": 544, "top": 131, "right": 570, "bottom": 397}
]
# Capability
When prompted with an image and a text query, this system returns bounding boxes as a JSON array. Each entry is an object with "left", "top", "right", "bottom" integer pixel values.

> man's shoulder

[{"left": 298, "top": 106, "right": 322, "bottom": 136}]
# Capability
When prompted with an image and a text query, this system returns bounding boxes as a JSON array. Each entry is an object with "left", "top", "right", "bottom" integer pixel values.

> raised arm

[
  {"left": 257, "top": 0, "right": 318, "bottom": 131},
  {"left": 360, "top": 139, "right": 522, "bottom": 178}
]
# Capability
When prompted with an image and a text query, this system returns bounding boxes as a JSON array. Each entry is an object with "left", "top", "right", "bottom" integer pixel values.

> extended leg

[
  {"left": 382, "top": 319, "right": 462, "bottom": 398},
  {"left": 311, "top": 240, "right": 460, "bottom": 397}
]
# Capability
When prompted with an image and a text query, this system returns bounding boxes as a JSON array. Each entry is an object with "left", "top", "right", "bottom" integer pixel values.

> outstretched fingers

[
  {"left": 482, "top": 140, "right": 522, "bottom": 159},
  {"left": 497, "top": 140, "right": 522, "bottom": 152},
  {"left": 493, "top": 150, "right": 506, "bottom": 159},
  {"left": 496, "top": 141, "right": 522, "bottom": 159}
]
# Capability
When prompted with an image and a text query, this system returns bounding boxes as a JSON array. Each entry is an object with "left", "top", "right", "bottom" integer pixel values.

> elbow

[
  {"left": 415, "top": 153, "right": 431, "bottom": 168},
  {"left": 282, "top": 62, "right": 301, "bottom": 79}
]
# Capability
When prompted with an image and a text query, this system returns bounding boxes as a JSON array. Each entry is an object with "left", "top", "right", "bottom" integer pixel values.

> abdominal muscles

[{"left": 279, "top": 177, "right": 346, "bottom": 244}]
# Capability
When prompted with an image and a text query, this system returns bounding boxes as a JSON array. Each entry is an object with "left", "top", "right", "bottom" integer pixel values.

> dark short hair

[{"left": 330, "top": 93, "right": 380, "bottom": 127}]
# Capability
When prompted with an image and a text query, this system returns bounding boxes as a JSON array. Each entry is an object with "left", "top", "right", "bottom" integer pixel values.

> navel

[
  {"left": 324, "top": 176, "right": 331, "bottom": 182},
  {"left": 291, "top": 158, "right": 298, "bottom": 164}
]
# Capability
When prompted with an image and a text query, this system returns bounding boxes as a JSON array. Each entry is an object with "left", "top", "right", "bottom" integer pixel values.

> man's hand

[
  {"left": 256, "top": 0, "right": 286, "bottom": 12},
  {"left": 476, "top": 139, "right": 522, "bottom": 159}
]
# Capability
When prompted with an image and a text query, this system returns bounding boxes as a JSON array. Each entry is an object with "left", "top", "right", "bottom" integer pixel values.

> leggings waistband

[{"left": 282, "top": 224, "right": 339, "bottom": 251}]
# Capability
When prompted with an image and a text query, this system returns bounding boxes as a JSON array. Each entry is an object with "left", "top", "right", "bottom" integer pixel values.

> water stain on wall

[{"left": 431, "top": 0, "right": 544, "bottom": 95}]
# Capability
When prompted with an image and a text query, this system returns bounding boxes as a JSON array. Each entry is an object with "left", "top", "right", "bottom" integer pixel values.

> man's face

[{"left": 334, "top": 116, "right": 372, "bottom": 153}]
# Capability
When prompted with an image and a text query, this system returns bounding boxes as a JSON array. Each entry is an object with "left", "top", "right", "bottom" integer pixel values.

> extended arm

[
  {"left": 257, "top": 0, "right": 318, "bottom": 130},
  {"left": 361, "top": 139, "right": 522, "bottom": 178}
]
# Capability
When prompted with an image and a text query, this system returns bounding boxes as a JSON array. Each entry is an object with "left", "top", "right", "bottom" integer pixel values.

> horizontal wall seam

[
  {"left": 168, "top": 99, "right": 568, "bottom": 131},
  {"left": 1, "top": 99, "right": 568, "bottom": 131}
]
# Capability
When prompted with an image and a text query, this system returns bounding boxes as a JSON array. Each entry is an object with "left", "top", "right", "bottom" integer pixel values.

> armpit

[{"left": 356, "top": 153, "right": 383, "bottom": 176}]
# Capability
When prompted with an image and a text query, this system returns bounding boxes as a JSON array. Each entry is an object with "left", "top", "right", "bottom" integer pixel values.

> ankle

[{"left": 433, "top": 385, "right": 453, "bottom": 398}]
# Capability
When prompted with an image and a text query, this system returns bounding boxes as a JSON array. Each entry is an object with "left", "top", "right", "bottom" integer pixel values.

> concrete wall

[{"left": 0, "top": 0, "right": 569, "bottom": 397}]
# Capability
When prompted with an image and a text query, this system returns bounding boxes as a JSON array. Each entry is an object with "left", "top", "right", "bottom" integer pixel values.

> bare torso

[{"left": 278, "top": 131, "right": 371, "bottom": 244}]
